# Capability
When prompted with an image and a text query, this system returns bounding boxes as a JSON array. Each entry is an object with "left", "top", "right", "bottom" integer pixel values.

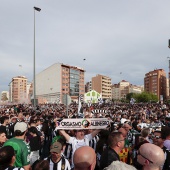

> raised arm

[
  {"left": 59, "top": 129, "right": 71, "bottom": 142},
  {"left": 91, "top": 129, "right": 101, "bottom": 138}
]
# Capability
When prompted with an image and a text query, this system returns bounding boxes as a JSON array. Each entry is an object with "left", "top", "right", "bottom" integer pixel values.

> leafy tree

[
  {"left": 126, "top": 93, "right": 134, "bottom": 101},
  {"left": 126, "top": 92, "right": 158, "bottom": 103}
]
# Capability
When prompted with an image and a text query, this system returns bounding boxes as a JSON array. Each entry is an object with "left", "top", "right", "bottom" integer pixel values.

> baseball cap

[
  {"left": 50, "top": 142, "right": 62, "bottom": 153},
  {"left": 14, "top": 122, "right": 28, "bottom": 132}
]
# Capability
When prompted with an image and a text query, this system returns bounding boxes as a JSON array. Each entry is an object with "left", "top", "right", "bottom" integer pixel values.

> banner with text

[{"left": 55, "top": 118, "right": 110, "bottom": 130}]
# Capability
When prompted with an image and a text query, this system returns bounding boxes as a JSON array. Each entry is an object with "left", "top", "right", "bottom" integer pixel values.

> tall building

[
  {"left": 112, "top": 80, "right": 130, "bottom": 100},
  {"left": 9, "top": 76, "right": 28, "bottom": 103},
  {"left": 111, "top": 80, "right": 143, "bottom": 100},
  {"left": 111, "top": 84, "right": 120, "bottom": 100},
  {"left": 129, "top": 85, "right": 144, "bottom": 94},
  {"left": 91, "top": 74, "right": 111, "bottom": 99},
  {"left": 119, "top": 80, "right": 130, "bottom": 99},
  {"left": 36, "top": 63, "right": 85, "bottom": 103},
  {"left": 144, "top": 69, "right": 167, "bottom": 100}
]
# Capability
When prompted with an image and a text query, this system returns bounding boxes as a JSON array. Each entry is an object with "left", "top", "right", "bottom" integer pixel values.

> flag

[
  {"left": 98, "top": 98, "right": 103, "bottom": 105},
  {"left": 34, "top": 7, "right": 41, "bottom": 12},
  {"left": 78, "top": 94, "right": 84, "bottom": 117},
  {"left": 98, "top": 93, "right": 103, "bottom": 105},
  {"left": 130, "top": 98, "right": 135, "bottom": 105}
]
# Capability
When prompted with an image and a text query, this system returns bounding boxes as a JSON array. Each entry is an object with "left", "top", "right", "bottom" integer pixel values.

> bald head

[
  {"left": 73, "top": 146, "right": 96, "bottom": 170},
  {"left": 118, "top": 127, "right": 127, "bottom": 138},
  {"left": 138, "top": 143, "right": 165, "bottom": 169}
]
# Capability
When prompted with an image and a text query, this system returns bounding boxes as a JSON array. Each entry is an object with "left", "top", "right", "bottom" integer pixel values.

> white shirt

[{"left": 68, "top": 134, "right": 93, "bottom": 168}]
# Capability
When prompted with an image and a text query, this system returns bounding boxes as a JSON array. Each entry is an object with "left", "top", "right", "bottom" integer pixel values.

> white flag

[{"left": 78, "top": 94, "right": 84, "bottom": 117}]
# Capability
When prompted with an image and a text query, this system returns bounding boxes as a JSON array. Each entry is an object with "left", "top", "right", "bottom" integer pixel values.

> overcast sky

[{"left": 1, "top": 0, "right": 170, "bottom": 94}]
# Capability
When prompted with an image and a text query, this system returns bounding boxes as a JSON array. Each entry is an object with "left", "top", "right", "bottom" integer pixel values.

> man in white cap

[{"left": 3, "top": 122, "right": 31, "bottom": 170}]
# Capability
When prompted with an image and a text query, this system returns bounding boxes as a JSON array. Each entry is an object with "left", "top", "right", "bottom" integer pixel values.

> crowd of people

[{"left": 0, "top": 102, "right": 170, "bottom": 170}]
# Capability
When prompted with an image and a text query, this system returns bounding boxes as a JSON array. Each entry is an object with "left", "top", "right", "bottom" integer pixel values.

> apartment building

[
  {"left": 111, "top": 80, "right": 143, "bottom": 100},
  {"left": 119, "top": 80, "right": 130, "bottom": 99},
  {"left": 129, "top": 85, "right": 144, "bottom": 94},
  {"left": 36, "top": 63, "right": 85, "bottom": 103},
  {"left": 144, "top": 69, "right": 167, "bottom": 100},
  {"left": 111, "top": 84, "right": 120, "bottom": 100},
  {"left": 9, "top": 76, "right": 28, "bottom": 103},
  {"left": 91, "top": 74, "right": 111, "bottom": 99}
]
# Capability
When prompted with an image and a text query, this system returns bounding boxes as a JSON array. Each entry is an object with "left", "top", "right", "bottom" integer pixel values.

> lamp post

[{"left": 33, "top": 6, "right": 41, "bottom": 109}]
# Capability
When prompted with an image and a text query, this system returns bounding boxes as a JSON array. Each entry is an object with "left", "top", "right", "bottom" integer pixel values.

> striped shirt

[
  {"left": 64, "top": 143, "right": 72, "bottom": 160},
  {"left": 89, "top": 135, "right": 99, "bottom": 151},
  {"left": 45, "top": 156, "right": 71, "bottom": 170}
]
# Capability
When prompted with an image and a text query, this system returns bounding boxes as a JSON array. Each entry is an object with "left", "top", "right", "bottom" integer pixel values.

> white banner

[{"left": 55, "top": 118, "right": 110, "bottom": 130}]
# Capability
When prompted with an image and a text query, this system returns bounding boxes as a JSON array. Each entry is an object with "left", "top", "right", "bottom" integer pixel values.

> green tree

[
  {"left": 126, "top": 93, "right": 135, "bottom": 101},
  {"left": 126, "top": 92, "right": 158, "bottom": 103}
]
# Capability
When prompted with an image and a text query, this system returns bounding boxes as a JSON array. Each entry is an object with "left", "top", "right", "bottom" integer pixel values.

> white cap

[{"left": 14, "top": 122, "right": 28, "bottom": 132}]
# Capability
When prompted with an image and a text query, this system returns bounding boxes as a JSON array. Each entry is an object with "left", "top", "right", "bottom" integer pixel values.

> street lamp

[{"left": 33, "top": 6, "right": 41, "bottom": 109}]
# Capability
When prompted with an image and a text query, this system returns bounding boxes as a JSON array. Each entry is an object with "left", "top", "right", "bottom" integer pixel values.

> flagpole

[
  {"left": 33, "top": 7, "right": 41, "bottom": 109},
  {"left": 66, "top": 94, "right": 68, "bottom": 117}
]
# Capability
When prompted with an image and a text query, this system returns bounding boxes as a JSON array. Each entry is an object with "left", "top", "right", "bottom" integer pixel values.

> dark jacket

[{"left": 100, "top": 147, "right": 120, "bottom": 170}]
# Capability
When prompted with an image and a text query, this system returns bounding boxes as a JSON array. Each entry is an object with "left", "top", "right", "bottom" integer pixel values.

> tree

[
  {"left": 126, "top": 93, "right": 134, "bottom": 101},
  {"left": 126, "top": 92, "right": 158, "bottom": 103}
]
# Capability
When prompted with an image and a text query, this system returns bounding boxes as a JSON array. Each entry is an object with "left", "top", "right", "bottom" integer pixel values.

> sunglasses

[
  {"left": 137, "top": 150, "right": 153, "bottom": 164},
  {"left": 152, "top": 135, "right": 161, "bottom": 139}
]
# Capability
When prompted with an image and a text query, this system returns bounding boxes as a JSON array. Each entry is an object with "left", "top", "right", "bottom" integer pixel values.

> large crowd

[{"left": 0, "top": 102, "right": 170, "bottom": 170}]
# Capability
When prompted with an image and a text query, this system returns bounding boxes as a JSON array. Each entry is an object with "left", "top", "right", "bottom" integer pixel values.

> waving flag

[{"left": 78, "top": 94, "right": 84, "bottom": 117}]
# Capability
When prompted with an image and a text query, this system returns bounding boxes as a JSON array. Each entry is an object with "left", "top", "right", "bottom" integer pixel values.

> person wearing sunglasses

[
  {"left": 100, "top": 132, "right": 125, "bottom": 170},
  {"left": 152, "top": 130, "right": 170, "bottom": 170},
  {"left": 137, "top": 143, "right": 165, "bottom": 170}
]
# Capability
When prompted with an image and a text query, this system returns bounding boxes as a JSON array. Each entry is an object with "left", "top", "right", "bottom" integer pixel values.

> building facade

[
  {"left": 112, "top": 80, "right": 130, "bottom": 100},
  {"left": 36, "top": 63, "right": 85, "bottom": 103},
  {"left": 144, "top": 69, "right": 167, "bottom": 100},
  {"left": 129, "top": 85, "right": 144, "bottom": 94},
  {"left": 91, "top": 74, "right": 111, "bottom": 99},
  {"left": 111, "top": 84, "right": 120, "bottom": 100},
  {"left": 111, "top": 80, "right": 143, "bottom": 100},
  {"left": 9, "top": 76, "right": 28, "bottom": 103}
]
